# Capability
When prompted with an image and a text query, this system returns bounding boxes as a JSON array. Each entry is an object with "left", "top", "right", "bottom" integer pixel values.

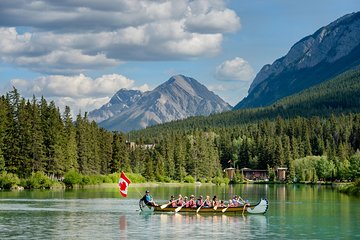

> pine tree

[
  {"left": 63, "top": 106, "right": 78, "bottom": 172},
  {"left": 30, "top": 96, "right": 46, "bottom": 173}
]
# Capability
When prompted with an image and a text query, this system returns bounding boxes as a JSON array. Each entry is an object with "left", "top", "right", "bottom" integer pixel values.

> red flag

[{"left": 119, "top": 172, "right": 131, "bottom": 197}]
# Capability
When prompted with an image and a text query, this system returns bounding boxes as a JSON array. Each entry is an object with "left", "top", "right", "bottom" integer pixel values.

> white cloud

[
  {"left": 0, "top": 0, "right": 241, "bottom": 74},
  {"left": 215, "top": 57, "right": 255, "bottom": 81},
  {"left": 9, "top": 73, "right": 150, "bottom": 115}
]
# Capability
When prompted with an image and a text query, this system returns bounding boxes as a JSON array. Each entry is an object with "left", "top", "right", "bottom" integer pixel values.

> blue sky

[{"left": 0, "top": 0, "right": 359, "bottom": 115}]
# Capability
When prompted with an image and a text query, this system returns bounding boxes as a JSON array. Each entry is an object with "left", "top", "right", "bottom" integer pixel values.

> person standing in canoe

[{"left": 141, "top": 190, "right": 158, "bottom": 206}]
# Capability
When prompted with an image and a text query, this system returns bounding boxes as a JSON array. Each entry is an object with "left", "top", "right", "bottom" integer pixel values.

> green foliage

[
  {"left": 124, "top": 172, "right": 146, "bottom": 183},
  {"left": 339, "top": 179, "right": 360, "bottom": 196},
  {"left": 27, "top": 171, "right": 54, "bottom": 189},
  {"left": 0, "top": 172, "right": 20, "bottom": 189},
  {"left": 212, "top": 176, "right": 228, "bottom": 185},
  {"left": 63, "top": 169, "right": 83, "bottom": 186},
  {"left": 184, "top": 175, "right": 195, "bottom": 183},
  {"left": 2, "top": 68, "right": 360, "bottom": 188},
  {"left": 294, "top": 156, "right": 335, "bottom": 182}
]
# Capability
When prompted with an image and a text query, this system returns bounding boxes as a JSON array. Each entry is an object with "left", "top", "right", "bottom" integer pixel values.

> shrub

[
  {"left": 212, "top": 176, "right": 224, "bottom": 185},
  {"left": 125, "top": 172, "right": 146, "bottom": 183},
  {"left": 103, "top": 176, "right": 113, "bottom": 183},
  {"left": 27, "top": 171, "right": 53, "bottom": 189},
  {"left": 63, "top": 170, "right": 83, "bottom": 186},
  {"left": 0, "top": 172, "right": 20, "bottom": 189},
  {"left": 184, "top": 175, "right": 195, "bottom": 183}
]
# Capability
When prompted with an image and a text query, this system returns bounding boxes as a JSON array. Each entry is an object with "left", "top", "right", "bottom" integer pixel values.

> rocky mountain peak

[
  {"left": 248, "top": 11, "right": 360, "bottom": 94},
  {"left": 97, "top": 75, "right": 232, "bottom": 132},
  {"left": 235, "top": 11, "right": 360, "bottom": 109}
]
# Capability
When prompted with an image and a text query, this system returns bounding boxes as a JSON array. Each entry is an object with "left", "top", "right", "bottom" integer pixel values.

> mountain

[
  {"left": 235, "top": 11, "right": 360, "bottom": 109},
  {"left": 97, "top": 75, "right": 232, "bottom": 132},
  {"left": 133, "top": 68, "right": 360, "bottom": 137},
  {"left": 88, "top": 89, "right": 143, "bottom": 123}
]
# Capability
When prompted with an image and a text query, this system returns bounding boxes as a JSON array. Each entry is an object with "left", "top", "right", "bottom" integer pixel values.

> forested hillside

[
  {"left": 135, "top": 69, "right": 360, "bottom": 137},
  {"left": 1, "top": 69, "right": 360, "bottom": 188}
]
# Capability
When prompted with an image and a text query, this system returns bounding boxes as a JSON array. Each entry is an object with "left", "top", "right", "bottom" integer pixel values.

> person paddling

[
  {"left": 186, "top": 195, "right": 196, "bottom": 208},
  {"left": 168, "top": 195, "right": 177, "bottom": 207},
  {"left": 196, "top": 196, "right": 204, "bottom": 207},
  {"left": 176, "top": 194, "right": 184, "bottom": 206}
]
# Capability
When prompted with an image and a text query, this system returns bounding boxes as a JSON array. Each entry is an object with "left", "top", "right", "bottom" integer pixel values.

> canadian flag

[{"left": 118, "top": 172, "right": 131, "bottom": 197}]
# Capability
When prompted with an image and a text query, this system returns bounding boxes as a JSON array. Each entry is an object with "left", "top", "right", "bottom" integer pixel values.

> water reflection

[
  {"left": 119, "top": 215, "right": 127, "bottom": 240},
  {"left": 135, "top": 212, "right": 268, "bottom": 239}
]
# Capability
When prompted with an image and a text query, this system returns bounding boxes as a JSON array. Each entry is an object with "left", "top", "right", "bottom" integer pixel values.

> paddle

[
  {"left": 222, "top": 206, "right": 229, "bottom": 213},
  {"left": 196, "top": 202, "right": 205, "bottom": 213},
  {"left": 213, "top": 205, "right": 218, "bottom": 211},
  {"left": 175, "top": 204, "right": 184, "bottom": 212},
  {"left": 160, "top": 202, "right": 171, "bottom": 209},
  {"left": 161, "top": 198, "right": 180, "bottom": 209}
]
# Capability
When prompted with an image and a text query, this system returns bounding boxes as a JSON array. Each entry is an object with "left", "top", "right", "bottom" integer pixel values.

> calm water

[{"left": 0, "top": 184, "right": 359, "bottom": 239}]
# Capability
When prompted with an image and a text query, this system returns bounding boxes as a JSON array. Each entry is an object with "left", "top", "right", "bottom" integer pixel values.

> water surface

[{"left": 1, "top": 184, "right": 359, "bottom": 239}]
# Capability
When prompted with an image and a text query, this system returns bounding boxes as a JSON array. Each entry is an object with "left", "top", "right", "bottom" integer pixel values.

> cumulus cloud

[
  {"left": 0, "top": 0, "right": 241, "bottom": 74},
  {"left": 215, "top": 57, "right": 255, "bottom": 81},
  {"left": 9, "top": 73, "right": 150, "bottom": 115}
]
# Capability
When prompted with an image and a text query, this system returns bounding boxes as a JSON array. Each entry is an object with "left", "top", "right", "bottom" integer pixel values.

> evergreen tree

[{"left": 63, "top": 106, "right": 78, "bottom": 172}]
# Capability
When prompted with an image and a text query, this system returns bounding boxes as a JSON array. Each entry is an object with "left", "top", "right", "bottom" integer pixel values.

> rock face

[
  {"left": 235, "top": 11, "right": 360, "bottom": 109},
  {"left": 96, "top": 75, "right": 232, "bottom": 132},
  {"left": 88, "top": 89, "right": 143, "bottom": 123}
]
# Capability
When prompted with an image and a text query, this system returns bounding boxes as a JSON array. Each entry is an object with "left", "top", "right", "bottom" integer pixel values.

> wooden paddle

[
  {"left": 161, "top": 198, "right": 180, "bottom": 209},
  {"left": 160, "top": 202, "right": 171, "bottom": 209},
  {"left": 175, "top": 204, "right": 184, "bottom": 212},
  {"left": 196, "top": 202, "right": 205, "bottom": 213},
  {"left": 222, "top": 206, "right": 229, "bottom": 213},
  {"left": 213, "top": 205, "right": 218, "bottom": 211}
]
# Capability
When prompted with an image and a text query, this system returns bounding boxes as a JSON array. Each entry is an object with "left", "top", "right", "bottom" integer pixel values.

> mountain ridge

[
  {"left": 235, "top": 11, "right": 360, "bottom": 109},
  {"left": 90, "top": 74, "right": 231, "bottom": 132}
]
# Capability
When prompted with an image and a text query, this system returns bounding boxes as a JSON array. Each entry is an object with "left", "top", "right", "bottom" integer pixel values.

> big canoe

[{"left": 139, "top": 198, "right": 268, "bottom": 214}]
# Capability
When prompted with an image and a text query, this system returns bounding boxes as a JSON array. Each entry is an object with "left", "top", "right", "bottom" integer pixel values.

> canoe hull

[{"left": 140, "top": 198, "right": 268, "bottom": 214}]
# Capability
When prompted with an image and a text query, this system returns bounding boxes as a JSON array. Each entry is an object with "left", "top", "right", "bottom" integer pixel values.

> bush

[
  {"left": 125, "top": 172, "right": 146, "bottom": 183},
  {"left": 339, "top": 178, "right": 360, "bottom": 196},
  {"left": 103, "top": 176, "right": 113, "bottom": 183},
  {"left": 27, "top": 171, "right": 53, "bottom": 189},
  {"left": 0, "top": 172, "right": 20, "bottom": 189},
  {"left": 184, "top": 175, "right": 195, "bottom": 183},
  {"left": 223, "top": 177, "right": 230, "bottom": 185},
  {"left": 212, "top": 176, "right": 224, "bottom": 185},
  {"left": 63, "top": 170, "right": 83, "bottom": 186}
]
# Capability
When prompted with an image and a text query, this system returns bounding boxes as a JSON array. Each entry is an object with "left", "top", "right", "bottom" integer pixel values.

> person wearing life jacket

[
  {"left": 212, "top": 195, "right": 218, "bottom": 208},
  {"left": 176, "top": 194, "right": 184, "bottom": 206},
  {"left": 232, "top": 195, "right": 239, "bottom": 207},
  {"left": 196, "top": 195, "right": 204, "bottom": 207},
  {"left": 203, "top": 195, "right": 211, "bottom": 207},
  {"left": 186, "top": 195, "right": 196, "bottom": 208},
  {"left": 168, "top": 195, "right": 177, "bottom": 207},
  {"left": 183, "top": 196, "right": 188, "bottom": 205},
  {"left": 141, "top": 190, "right": 158, "bottom": 206}
]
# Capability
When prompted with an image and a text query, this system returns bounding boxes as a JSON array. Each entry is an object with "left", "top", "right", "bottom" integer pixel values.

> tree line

[{"left": 1, "top": 84, "right": 360, "bottom": 187}]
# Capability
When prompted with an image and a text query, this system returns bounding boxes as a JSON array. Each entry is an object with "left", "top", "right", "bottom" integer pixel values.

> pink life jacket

[{"left": 177, "top": 199, "right": 183, "bottom": 206}]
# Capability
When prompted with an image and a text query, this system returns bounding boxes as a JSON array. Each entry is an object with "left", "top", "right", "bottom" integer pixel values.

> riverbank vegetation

[
  {"left": 0, "top": 69, "right": 360, "bottom": 189},
  {"left": 339, "top": 179, "right": 360, "bottom": 196}
]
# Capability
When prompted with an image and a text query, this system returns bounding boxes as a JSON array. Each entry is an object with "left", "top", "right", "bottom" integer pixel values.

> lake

[{"left": 0, "top": 184, "right": 359, "bottom": 239}]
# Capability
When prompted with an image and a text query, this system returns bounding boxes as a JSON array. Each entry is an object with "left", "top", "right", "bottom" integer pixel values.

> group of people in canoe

[{"left": 141, "top": 190, "right": 250, "bottom": 210}]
